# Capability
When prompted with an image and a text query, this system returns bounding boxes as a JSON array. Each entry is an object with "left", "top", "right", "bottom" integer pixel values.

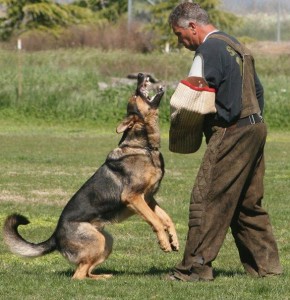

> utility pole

[
  {"left": 127, "top": 0, "right": 132, "bottom": 32},
  {"left": 17, "top": 38, "right": 23, "bottom": 101},
  {"left": 277, "top": 0, "right": 281, "bottom": 42}
]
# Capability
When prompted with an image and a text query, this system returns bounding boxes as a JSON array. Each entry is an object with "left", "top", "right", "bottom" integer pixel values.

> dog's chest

[
  {"left": 107, "top": 147, "right": 164, "bottom": 187},
  {"left": 149, "top": 151, "right": 164, "bottom": 175},
  {"left": 151, "top": 155, "right": 164, "bottom": 190},
  {"left": 140, "top": 150, "right": 164, "bottom": 194}
]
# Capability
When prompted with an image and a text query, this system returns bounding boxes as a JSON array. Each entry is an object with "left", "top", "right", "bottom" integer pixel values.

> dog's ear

[{"left": 116, "top": 115, "right": 135, "bottom": 133}]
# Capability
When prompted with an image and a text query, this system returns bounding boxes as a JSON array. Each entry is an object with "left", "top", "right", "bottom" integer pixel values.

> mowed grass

[{"left": 0, "top": 122, "right": 289, "bottom": 300}]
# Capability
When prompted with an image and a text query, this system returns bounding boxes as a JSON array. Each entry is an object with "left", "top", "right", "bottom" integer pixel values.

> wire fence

[
  {"left": 129, "top": 0, "right": 290, "bottom": 42},
  {"left": 221, "top": 0, "right": 290, "bottom": 15},
  {"left": 221, "top": 0, "right": 290, "bottom": 42}
]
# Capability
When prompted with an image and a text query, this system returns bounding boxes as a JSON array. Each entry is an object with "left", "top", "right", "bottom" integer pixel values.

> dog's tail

[{"left": 3, "top": 214, "right": 57, "bottom": 258}]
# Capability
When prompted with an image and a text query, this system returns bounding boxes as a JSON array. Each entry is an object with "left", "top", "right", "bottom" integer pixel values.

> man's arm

[{"left": 254, "top": 73, "right": 264, "bottom": 115}]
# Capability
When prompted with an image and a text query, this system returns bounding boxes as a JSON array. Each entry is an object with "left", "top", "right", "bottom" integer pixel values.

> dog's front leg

[
  {"left": 122, "top": 193, "right": 172, "bottom": 252},
  {"left": 148, "top": 198, "right": 179, "bottom": 251}
]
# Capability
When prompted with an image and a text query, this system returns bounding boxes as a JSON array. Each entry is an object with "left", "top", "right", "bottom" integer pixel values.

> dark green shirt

[{"left": 191, "top": 31, "right": 264, "bottom": 123}]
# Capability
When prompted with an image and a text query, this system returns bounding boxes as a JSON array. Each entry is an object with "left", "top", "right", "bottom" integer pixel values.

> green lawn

[{"left": 0, "top": 122, "right": 289, "bottom": 299}]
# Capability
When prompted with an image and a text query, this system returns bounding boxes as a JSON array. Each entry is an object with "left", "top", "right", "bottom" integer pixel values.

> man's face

[{"left": 172, "top": 23, "right": 199, "bottom": 51}]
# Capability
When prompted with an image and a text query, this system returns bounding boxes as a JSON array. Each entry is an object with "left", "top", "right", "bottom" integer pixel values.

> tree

[
  {"left": 72, "top": 0, "right": 127, "bottom": 22},
  {"left": 0, "top": 0, "right": 96, "bottom": 40},
  {"left": 146, "top": 0, "right": 177, "bottom": 50}
]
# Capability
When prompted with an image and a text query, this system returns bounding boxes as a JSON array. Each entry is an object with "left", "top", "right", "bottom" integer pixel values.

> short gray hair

[{"left": 168, "top": 2, "right": 210, "bottom": 28}]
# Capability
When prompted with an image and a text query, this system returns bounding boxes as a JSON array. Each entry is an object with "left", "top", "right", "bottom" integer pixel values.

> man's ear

[
  {"left": 116, "top": 115, "right": 135, "bottom": 133},
  {"left": 188, "top": 21, "right": 196, "bottom": 32}
]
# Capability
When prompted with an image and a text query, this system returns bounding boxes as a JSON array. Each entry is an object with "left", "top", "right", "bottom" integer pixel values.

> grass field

[{"left": 0, "top": 121, "right": 289, "bottom": 300}]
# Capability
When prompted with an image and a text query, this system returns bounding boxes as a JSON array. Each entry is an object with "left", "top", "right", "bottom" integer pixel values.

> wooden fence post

[{"left": 17, "top": 38, "right": 23, "bottom": 101}]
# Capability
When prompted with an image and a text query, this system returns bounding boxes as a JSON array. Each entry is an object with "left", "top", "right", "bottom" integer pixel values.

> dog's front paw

[
  {"left": 170, "top": 240, "right": 179, "bottom": 251},
  {"left": 169, "top": 234, "right": 179, "bottom": 251}
]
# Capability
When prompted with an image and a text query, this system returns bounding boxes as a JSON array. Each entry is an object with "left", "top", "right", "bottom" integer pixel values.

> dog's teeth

[{"left": 145, "top": 77, "right": 151, "bottom": 87}]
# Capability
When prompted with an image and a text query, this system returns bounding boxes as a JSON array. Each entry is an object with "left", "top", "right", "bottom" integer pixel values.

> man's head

[{"left": 168, "top": 2, "right": 212, "bottom": 51}]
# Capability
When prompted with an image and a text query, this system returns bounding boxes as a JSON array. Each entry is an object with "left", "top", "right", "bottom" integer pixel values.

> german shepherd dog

[{"left": 3, "top": 73, "right": 179, "bottom": 280}]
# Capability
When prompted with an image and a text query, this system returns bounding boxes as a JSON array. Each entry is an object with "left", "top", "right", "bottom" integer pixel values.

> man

[{"left": 167, "top": 2, "right": 282, "bottom": 281}]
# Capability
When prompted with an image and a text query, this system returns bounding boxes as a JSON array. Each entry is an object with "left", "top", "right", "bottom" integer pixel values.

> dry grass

[
  {"left": 248, "top": 41, "right": 290, "bottom": 55},
  {"left": 4, "top": 20, "right": 154, "bottom": 52}
]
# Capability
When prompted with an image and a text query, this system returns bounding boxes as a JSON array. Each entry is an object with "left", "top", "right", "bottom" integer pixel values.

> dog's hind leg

[
  {"left": 73, "top": 262, "right": 113, "bottom": 280},
  {"left": 61, "top": 223, "right": 113, "bottom": 280},
  {"left": 86, "top": 230, "right": 114, "bottom": 280},
  {"left": 148, "top": 199, "right": 179, "bottom": 251}
]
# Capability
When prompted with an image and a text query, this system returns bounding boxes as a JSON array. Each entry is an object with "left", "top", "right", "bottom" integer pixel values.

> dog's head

[
  {"left": 116, "top": 73, "right": 164, "bottom": 135},
  {"left": 134, "top": 73, "right": 164, "bottom": 107}
]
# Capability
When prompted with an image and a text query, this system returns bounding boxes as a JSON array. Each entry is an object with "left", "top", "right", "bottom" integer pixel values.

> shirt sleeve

[
  {"left": 195, "top": 37, "right": 243, "bottom": 123},
  {"left": 188, "top": 54, "right": 203, "bottom": 77},
  {"left": 196, "top": 43, "right": 224, "bottom": 90}
]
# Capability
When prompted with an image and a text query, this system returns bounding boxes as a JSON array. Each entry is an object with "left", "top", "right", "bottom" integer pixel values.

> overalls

[{"left": 173, "top": 34, "right": 282, "bottom": 281}]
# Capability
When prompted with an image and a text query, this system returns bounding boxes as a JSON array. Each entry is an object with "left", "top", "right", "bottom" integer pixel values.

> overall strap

[{"left": 208, "top": 33, "right": 260, "bottom": 118}]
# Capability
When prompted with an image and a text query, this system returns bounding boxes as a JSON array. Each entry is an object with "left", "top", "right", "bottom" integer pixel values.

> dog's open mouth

[
  {"left": 139, "top": 76, "right": 151, "bottom": 98},
  {"left": 136, "top": 73, "right": 164, "bottom": 106}
]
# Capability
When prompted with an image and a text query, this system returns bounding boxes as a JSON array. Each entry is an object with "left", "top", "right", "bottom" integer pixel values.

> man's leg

[
  {"left": 231, "top": 153, "right": 282, "bottom": 276},
  {"left": 171, "top": 123, "right": 276, "bottom": 281},
  {"left": 171, "top": 126, "right": 238, "bottom": 281}
]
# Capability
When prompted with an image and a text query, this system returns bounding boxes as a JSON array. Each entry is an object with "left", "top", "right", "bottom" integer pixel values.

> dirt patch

[
  {"left": 0, "top": 191, "right": 26, "bottom": 203},
  {"left": 31, "top": 189, "right": 68, "bottom": 197},
  {"left": 0, "top": 189, "right": 68, "bottom": 206}
]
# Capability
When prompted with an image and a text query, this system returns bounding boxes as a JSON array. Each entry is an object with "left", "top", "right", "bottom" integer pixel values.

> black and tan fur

[{"left": 3, "top": 73, "right": 179, "bottom": 280}]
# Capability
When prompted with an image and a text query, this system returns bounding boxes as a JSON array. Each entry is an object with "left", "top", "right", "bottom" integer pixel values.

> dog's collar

[
  {"left": 120, "top": 144, "right": 159, "bottom": 152},
  {"left": 145, "top": 146, "right": 159, "bottom": 152}
]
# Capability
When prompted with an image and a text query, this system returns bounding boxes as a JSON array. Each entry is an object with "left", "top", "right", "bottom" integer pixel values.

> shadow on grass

[
  {"left": 214, "top": 269, "right": 245, "bottom": 278},
  {"left": 58, "top": 266, "right": 169, "bottom": 278},
  {"left": 58, "top": 266, "right": 245, "bottom": 279}
]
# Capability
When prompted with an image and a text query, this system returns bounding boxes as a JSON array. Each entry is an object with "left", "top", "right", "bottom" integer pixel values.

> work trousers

[{"left": 174, "top": 122, "right": 282, "bottom": 280}]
